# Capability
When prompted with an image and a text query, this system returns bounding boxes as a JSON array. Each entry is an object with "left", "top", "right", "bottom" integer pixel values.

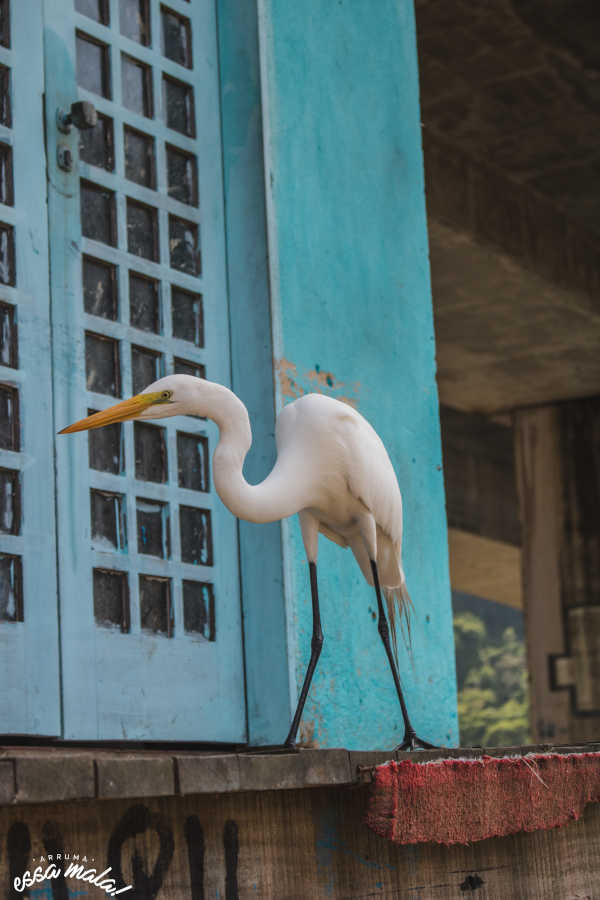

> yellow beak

[{"left": 59, "top": 392, "right": 163, "bottom": 434}]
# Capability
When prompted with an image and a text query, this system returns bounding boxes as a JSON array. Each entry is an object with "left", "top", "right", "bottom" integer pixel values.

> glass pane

[
  {"left": 0, "top": 222, "right": 15, "bottom": 285},
  {"left": 122, "top": 54, "right": 153, "bottom": 117},
  {"left": 163, "top": 75, "right": 194, "bottom": 136},
  {"left": 0, "top": 66, "right": 10, "bottom": 127},
  {"left": 75, "top": 0, "right": 109, "bottom": 25},
  {"left": 0, "top": 301, "right": 17, "bottom": 367},
  {"left": 0, "top": 0, "right": 10, "bottom": 47},
  {"left": 88, "top": 410, "right": 124, "bottom": 474},
  {"left": 169, "top": 215, "right": 200, "bottom": 275},
  {"left": 177, "top": 432, "right": 209, "bottom": 491},
  {"left": 0, "top": 143, "right": 13, "bottom": 205},
  {"left": 0, "top": 467, "right": 19, "bottom": 535},
  {"left": 79, "top": 113, "right": 114, "bottom": 171},
  {"left": 85, "top": 332, "right": 120, "bottom": 396},
  {"left": 161, "top": 7, "right": 192, "bottom": 68},
  {"left": 127, "top": 199, "right": 158, "bottom": 261},
  {"left": 120, "top": 0, "right": 151, "bottom": 46},
  {"left": 76, "top": 32, "right": 111, "bottom": 98},
  {"left": 137, "top": 498, "right": 170, "bottom": 558},
  {"left": 0, "top": 554, "right": 22, "bottom": 622},
  {"left": 179, "top": 505, "right": 212, "bottom": 565},
  {"left": 134, "top": 421, "right": 167, "bottom": 483},
  {"left": 166, "top": 145, "right": 197, "bottom": 206},
  {"left": 0, "top": 384, "right": 19, "bottom": 450},
  {"left": 130, "top": 272, "right": 160, "bottom": 332},
  {"left": 131, "top": 344, "right": 163, "bottom": 394},
  {"left": 140, "top": 575, "right": 172, "bottom": 636},
  {"left": 183, "top": 580, "right": 215, "bottom": 640},
  {"left": 93, "top": 569, "right": 129, "bottom": 632},
  {"left": 91, "top": 489, "right": 127, "bottom": 550},
  {"left": 171, "top": 287, "right": 203, "bottom": 346},
  {"left": 81, "top": 181, "right": 116, "bottom": 246},
  {"left": 83, "top": 256, "right": 117, "bottom": 319},
  {"left": 124, "top": 127, "right": 155, "bottom": 188},
  {"left": 174, "top": 357, "right": 205, "bottom": 380}
]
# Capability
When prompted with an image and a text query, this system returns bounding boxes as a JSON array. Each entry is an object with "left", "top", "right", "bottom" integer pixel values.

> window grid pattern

[
  {"left": 0, "top": 1, "right": 22, "bottom": 625},
  {"left": 76, "top": 0, "right": 214, "bottom": 642}
]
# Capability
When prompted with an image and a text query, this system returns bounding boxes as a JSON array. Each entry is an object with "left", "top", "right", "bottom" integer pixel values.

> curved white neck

[{"left": 205, "top": 384, "right": 300, "bottom": 524}]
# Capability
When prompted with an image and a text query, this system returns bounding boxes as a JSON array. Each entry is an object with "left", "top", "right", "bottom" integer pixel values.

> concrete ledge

[
  {"left": 96, "top": 755, "right": 175, "bottom": 799},
  {"left": 2, "top": 743, "right": 598, "bottom": 807}
]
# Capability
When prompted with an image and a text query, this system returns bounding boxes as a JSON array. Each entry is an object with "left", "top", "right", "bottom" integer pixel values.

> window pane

[
  {"left": 0, "top": 65, "right": 10, "bottom": 127},
  {"left": 88, "top": 410, "right": 124, "bottom": 474},
  {"left": 83, "top": 256, "right": 118, "bottom": 319},
  {"left": 76, "top": 32, "right": 111, "bottom": 98},
  {"left": 131, "top": 344, "right": 163, "bottom": 394},
  {"left": 137, "top": 498, "right": 170, "bottom": 558},
  {"left": 179, "top": 505, "right": 212, "bottom": 565},
  {"left": 140, "top": 575, "right": 172, "bottom": 636},
  {"left": 0, "top": 384, "right": 19, "bottom": 450},
  {"left": 81, "top": 180, "right": 117, "bottom": 246},
  {"left": 122, "top": 54, "right": 153, "bottom": 117},
  {"left": 183, "top": 580, "right": 215, "bottom": 640},
  {"left": 120, "top": 0, "right": 151, "bottom": 46},
  {"left": 127, "top": 199, "right": 158, "bottom": 261},
  {"left": 130, "top": 272, "right": 160, "bottom": 332},
  {"left": 79, "top": 113, "right": 114, "bottom": 171},
  {"left": 134, "top": 421, "right": 167, "bottom": 483},
  {"left": 0, "top": 553, "right": 22, "bottom": 622},
  {"left": 0, "top": 222, "right": 15, "bottom": 285},
  {"left": 0, "top": 467, "right": 19, "bottom": 535},
  {"left": 124, "top": 126, "right": 155, "bottom": 188},
  {"left": 169, "top": 215, "right": 200, "bottom": 275},
  {"left": 75, "top": 0, "right": 109, "bottom": 26},
  {"left": 161, "top": 7, "right": 192, "bottom": 68},
  {"left": 85, "top": 332, "right": 121, "bottom": 396},
  {"left": 174, "top": 357, "right": 205, "bottom": 380},
  {"left": 0, "top": 0, "right": 10, "bottom": 47},
  {"left": 0, "top": 301, "right": 17, "bottom": 367},
  {"left": 166, "top": 145, "right": 197, "bottom": 206},
  {"left": 93, "top": 569, "right": 129, "bottom": 632},
  {"left": 177, "top": 432, "right": 209, "bottom": 491},
  {"left": 171, "top": 287, "right": 203, "bottom": 346},
  {"left": 0, "top": 143, "right": 13, "bottom": 205},
  {"left": 91, "top": 489, "right": 127, "bottom": 550},
  {"left": 163, "top": 75, "right": 194, "bottom": 136}
]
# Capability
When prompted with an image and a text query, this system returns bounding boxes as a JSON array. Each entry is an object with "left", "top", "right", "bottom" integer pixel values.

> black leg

[
  {"left": 370, "top": 560, "right": 436, "bottom": 751},
  {"left": 284, "top": 561, "right": 323, "bottom": 748}
]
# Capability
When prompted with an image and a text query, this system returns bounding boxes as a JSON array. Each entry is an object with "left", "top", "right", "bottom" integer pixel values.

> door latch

[
  {"left": 57, "top": 145, "right": 74, "bottom": 172},
  {"left": 57, "top": 101, "right": 98, "bottom": 134}
]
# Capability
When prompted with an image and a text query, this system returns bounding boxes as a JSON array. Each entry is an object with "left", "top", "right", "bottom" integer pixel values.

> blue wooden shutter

[
  {"left": 44, "top": 0, "right": 246, "bottom": 740},
  {"left": 0, "top": 0, "right": 61, "bottom": 736}
]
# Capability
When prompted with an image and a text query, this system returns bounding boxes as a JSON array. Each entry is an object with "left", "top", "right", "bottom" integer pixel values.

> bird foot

[{"left": 394, "top": 730, "right": 437, "bottom": 752}]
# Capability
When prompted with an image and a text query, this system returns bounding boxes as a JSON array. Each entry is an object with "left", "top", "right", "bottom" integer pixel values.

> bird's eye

[{"left": 161, "top": 390, "right": 172, "bottom": 401}]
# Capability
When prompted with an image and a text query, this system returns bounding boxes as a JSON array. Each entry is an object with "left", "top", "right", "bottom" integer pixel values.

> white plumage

[{"left": 60, "top": 373, "right": 431, "bottom": 750}]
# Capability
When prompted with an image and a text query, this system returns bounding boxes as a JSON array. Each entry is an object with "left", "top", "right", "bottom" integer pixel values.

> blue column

[{"left": 258, "top": 0, "right": 458, "bottom": 748}]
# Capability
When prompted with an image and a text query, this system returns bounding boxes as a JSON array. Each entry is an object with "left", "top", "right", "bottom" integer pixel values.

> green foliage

[{"left": 454, "top": 610, "right": 530, "bottom": 747}]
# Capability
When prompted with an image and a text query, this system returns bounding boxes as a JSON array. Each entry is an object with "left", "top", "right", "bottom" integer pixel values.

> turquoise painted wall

[{"left": 259, "top": 0, "right": 459, "bottom": 748}]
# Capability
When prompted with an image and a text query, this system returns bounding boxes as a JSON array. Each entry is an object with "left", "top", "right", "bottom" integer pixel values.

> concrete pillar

[{"left": 258, "top": 1, "right": 458, "bottom": 748}]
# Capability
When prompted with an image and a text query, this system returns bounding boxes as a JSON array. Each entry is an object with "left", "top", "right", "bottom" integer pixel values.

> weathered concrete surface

[
  {"left": 416, "top": 0, "right": 600, "bottom": 413},
  {"left": 259, "top": 0, "right": 458, "bottom": 751},
  {"left": 1, "top": 767, "right": 600, "bottom": 898}
]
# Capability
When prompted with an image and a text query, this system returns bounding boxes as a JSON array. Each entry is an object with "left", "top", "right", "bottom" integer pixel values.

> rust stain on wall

[{"left": 275, "top": 358, "right": 360, "bottom": 408}]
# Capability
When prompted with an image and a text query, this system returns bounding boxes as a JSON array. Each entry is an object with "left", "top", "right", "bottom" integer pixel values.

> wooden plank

[
  {"left": 448, "top": 528, "right": 523, "bottom": 610},
  {"left": 515, "top": 407, "right": 570, "bottom": 744},
  {"left": 0, "top": 784, "right": 599, "bottom": 897}
]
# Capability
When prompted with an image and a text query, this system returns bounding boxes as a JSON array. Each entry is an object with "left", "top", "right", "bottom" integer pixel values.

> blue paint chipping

[{"left": 260, "top": 0, "right": 459, "bottom": 748}]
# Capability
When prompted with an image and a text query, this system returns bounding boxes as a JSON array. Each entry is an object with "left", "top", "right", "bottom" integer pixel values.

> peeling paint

[{"left": 275, "top": 357, "right": 359, "bottom": 408}]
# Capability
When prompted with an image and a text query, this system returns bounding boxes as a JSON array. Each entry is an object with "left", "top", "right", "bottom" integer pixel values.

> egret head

[{"left": 59, "top": 374, "right": 207, "bottom": 434}]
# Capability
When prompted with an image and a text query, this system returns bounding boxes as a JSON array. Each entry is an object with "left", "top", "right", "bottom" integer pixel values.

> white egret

[{"left": 60, "top": 374, "right": 434, "bottom": 750}]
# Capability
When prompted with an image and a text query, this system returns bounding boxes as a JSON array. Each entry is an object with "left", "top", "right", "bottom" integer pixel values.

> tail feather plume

[{"left": 384, "top": 581, "right": 413, "bottom": 663}]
